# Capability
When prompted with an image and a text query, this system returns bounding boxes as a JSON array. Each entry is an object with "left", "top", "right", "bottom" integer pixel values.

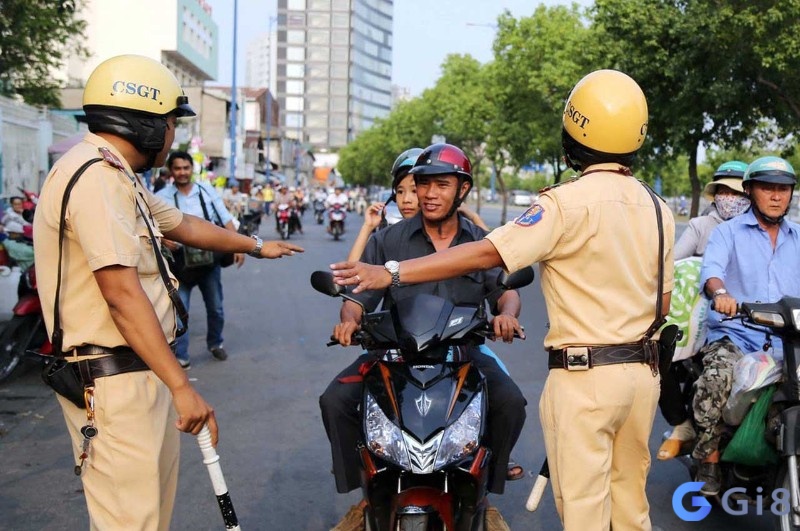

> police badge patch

[{"left": 514, "top": 204, "right": 544, "bottom": 226}]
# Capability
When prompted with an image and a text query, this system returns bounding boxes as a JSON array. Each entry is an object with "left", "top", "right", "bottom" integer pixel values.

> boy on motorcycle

[
  {"left": 692, "top": 156, "right": 800, "bottom": 496},
  {"left": 319, "top": 143, "right": 527, "bottom": 528}
]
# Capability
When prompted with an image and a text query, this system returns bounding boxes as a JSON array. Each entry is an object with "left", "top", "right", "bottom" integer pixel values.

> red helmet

[{"left": 409, "top": 143, "right": 472, "bottom": 185}]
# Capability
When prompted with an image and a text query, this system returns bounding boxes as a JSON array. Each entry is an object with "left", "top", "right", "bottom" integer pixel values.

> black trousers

[
  {"left": 319, "top": 349, "right": 527, "bottom": 494},
  {"left": 658, "top": 362, "right": 690, "bottom": 426}
]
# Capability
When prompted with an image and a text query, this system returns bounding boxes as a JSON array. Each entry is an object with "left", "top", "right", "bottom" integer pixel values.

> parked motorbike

[
  {"left": 314, "top": 199, "right": 326, "bottom": 225},
  {"left": 311, "top": 267, "right": 533, "bottom": 530},
  {"left": 328, "top": 203, "right": 346, "bottom": 240},
  {"left": 0, "top": 264, "right": 51, "bottom": 382},
  {"left": 666, "top": 296, "right": 800, "bottom": 528},
  {"left": 237, "top": 210, "right": 261, "bottom": 237}
]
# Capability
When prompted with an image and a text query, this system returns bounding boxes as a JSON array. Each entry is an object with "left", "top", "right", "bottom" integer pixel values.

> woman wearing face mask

[{"left": 657, "top": 160, "right": 751, "bottom": 460}]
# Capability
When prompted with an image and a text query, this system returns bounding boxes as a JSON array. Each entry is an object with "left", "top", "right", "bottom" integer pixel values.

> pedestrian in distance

[
  {"left": 330, "top": 70, "right": 675, "bottom": 531},
  {"left": 32, "top": 54, "right": 302, "bottom": 530}
]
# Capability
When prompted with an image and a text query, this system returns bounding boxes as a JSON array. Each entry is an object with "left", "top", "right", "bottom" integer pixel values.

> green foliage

[{"left": 0, "top": 0, "right": 88, "bottom": 106}]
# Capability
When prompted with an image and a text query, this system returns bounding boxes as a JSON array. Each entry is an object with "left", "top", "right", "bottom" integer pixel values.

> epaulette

[
  {"left": 98, "top": 146, "right": 126, "bottom": 171},
  {"left": 539, "top": 176, "right": 580, "bottom": 194}
]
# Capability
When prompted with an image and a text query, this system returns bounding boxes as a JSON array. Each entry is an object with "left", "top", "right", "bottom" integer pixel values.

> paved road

[{"left": 0, "top": 205, "right": 770, "bottom": 530}]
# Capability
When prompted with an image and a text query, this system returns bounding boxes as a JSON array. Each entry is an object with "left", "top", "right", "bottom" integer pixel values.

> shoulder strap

[
  {"left": 197, "top": 183, "right": 223, "bottom": 226},
  {"left": 52, "top": 160, "right": 188, "bottom": 355},
  {"left": 52, "top": 158, "right": 103, "bottom": 355},
  {"left": 641, "top": 181, "right": 666, "bottom": 338}
]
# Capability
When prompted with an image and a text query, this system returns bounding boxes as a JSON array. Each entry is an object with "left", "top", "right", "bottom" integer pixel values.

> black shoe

[
  {"left": 178, "top": 358, "right": 191, "bottom": 370},
  {"left": 696, "top": 462, "right": 721, "bottom": 496},
  {"left": 210, "top": 347, "right": 228, "bottom": 361}
]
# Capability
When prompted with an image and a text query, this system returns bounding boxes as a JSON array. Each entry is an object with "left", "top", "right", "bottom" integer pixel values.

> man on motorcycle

[
  {"left": 330, "top": 70, "right": 673, "bottom": 531},
  {"left": 692, "top": 156, "right": 800, "bottom": 496},
  {"left": 319, "top": 143, "right": 527, "bottom": 527},
  {"left": 326, "top": 186, "right": 349, "bottom": 210}
]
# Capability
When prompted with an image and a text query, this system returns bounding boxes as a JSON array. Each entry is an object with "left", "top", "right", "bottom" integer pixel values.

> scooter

[
  {"left": 311, "top": 267, "right": 533, "bottom": 530},
  {"left": 314, "top": 199, "right": 326, "bottom": 225},
  {"left": 237, "top": 210, "right": 261, "bottom": 237},
  {"left": 0, "top": 263, "right": 51, "bottom": 382},
  {"left": 666, "top": 297, "right": 800, "bottom": 528},
  {"left": 276, "top": 203, "right": 292, "bottom": 240},
  {"left": 328, "top": 203, "right": 346, "bottom": 241}
]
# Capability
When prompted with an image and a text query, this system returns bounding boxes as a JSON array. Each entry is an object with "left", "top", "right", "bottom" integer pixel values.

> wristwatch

[
  {"left": 712, "top": 288, "right": 728, "bottom": 298},
  {"left": 384, "top": 260, "right": 400, "bottom": 287},
  {"left": 248, "top": 235, "right": 263, "bottom": 258}
]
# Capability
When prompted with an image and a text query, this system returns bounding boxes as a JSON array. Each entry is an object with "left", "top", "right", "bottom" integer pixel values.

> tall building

[
  {"left": 276, "top": 0, "right": 393, "bottom": 150},
  {"left": 58, "top": 0, "right": 217, "bottom": 88},
  {"left": 246, "top": 31, "right": 278, "bottom": 95}
]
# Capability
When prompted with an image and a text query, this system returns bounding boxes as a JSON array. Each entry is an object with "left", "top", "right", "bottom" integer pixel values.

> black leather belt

[
  {"left": 61, "top": 344, "right": 175, "bottom": 386},
  {"left": 548, "top": 342, "right": 654, "bottom": 371}
]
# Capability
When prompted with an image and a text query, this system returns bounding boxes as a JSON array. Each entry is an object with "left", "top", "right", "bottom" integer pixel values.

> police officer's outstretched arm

[{"left": 93, "top": 265, "right": 219, "bottom": 445}]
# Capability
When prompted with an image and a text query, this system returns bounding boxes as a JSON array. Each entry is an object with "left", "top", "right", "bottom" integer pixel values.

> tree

[
  {"left": 593, "top": 0, "right": 798, "bottom": 216},
  {"left": 489, "top": 5, "right": 605, "bottom": 186},
  {"left": 0, "top": 0, "right": 88, "bottom": 106}
]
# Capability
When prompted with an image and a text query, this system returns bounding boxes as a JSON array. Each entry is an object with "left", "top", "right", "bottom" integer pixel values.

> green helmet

[
  {"left": 713, "top": 160, "right": 747, "bottom": 181},
  {"left": 390, "top": 147, "right": 423, "bottom": 191},
  {"left": 743, "top": 156, "right": 797, "bottom": 186}
]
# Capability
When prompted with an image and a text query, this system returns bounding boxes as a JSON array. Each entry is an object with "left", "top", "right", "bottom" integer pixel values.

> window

[
  {"left": 332, "top": 0, "right": 349, "bottom": 10},
  {"left": 331, "top": 30, "right": 349, "bottom": 46},
  {"left": 332, "top": 13, "right": 350, "bottom": 27},
  {"left": 285, "top": 97, "right": 305, "bottom": 111},
  {"left": 331, "top": 47, "right": 348, "bottom": 62},
  {"left": 330, "top": 63, "right": 348, "bottom": 79},
  {"left": 308, "top": 131, "right": 328, "bottom": 145},
  {"left": 308, "top": 97, "right": 328, "bottom": 111},
  {"left": 307, "top": 114, "right": 329, "bottom": 128},
  {"left": 286, "top": 47, "right": 305, "bottom": 61},
  {"left": 309, "top": 30, "right": 330, "bottom": 45},
  {"left": 286, "top": 80, "right": 305, "bottom": 95},
  {"left": 287, "top": 30, "right": 305, "bottom": 45},
  {"left": 308, "top": 64, "right": 328, "bottom": 78},
  {"left": 286, "top": 63, "right": 305, "bottom": 77},
  {"left": 329, "top": 131, "right": 347, "bottom": 147},
  {"left": 329, "top": 97, "right": 347, "bottom": 112},
  {"left": 308, "top": 46, "right": 330, "bottom": 61},
  {"left": 285, "top": 112, "right": 304, "bottom": 128},
  {"left": 307, "top": 80, "right": 329, "bottom": 94},
  {"left": 330, "top": 113, "right": 348, "bottom": 128},
  {"left": 287, "top": 13, "right": 305, "bottom": 26},
  {"left": 287, "top": 0, "right": 306, "bottom": 8},
  {"left": 308, "top": 13, "right": 330, "bottom": 27},
  {"left": 308, "top": 0, "right": 331, "bottom": 9},
  {"left": 331, "top": 80, "right": 348, "bottom": 95}
]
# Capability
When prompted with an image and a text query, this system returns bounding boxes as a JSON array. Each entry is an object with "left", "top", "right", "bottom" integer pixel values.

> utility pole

[{"left": 229, "top": 0, "right": 238, "bottom": 183}]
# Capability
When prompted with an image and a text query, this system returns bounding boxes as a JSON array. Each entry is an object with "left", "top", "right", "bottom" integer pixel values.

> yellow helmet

[
  {"left": 83, "top": 55, "right": 195, "bottom": 117},
  {"left": 562, "top": 69, "right": 647, "bottom": 156}
]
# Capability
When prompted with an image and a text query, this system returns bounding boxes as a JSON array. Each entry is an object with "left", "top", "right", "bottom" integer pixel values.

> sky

[{"left": 206, "top": 0, "right": 592, "bottom": 96}]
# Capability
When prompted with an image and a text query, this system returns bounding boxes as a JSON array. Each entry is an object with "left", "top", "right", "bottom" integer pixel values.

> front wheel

[
  {"left": 397, "top": 514, "right": 430, "bottom": 531},
  {"left": 0, "top": 314, "right": 39, "bottom": 382},
  {"left": 774, "top": 459, "right": 800, "bottom": 530}
]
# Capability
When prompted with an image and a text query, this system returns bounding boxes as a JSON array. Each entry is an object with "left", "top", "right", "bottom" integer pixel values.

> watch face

[{"left": 385, "top": 260, "right": 399, "bottom": 272}]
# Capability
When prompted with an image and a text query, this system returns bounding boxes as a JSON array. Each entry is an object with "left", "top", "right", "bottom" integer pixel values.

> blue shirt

[
  {"left": 156, "top": 181, "right": 233, "bottom": 226},
  {"left": 701, "top": 209, "right": 800, "bottom": 355}
]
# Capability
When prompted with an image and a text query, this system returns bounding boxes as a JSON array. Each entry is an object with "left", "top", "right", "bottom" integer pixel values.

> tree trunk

[
  {"left": 495, "top": 161, "right": 509, "bottom": 225},
  {"left": 688, "top": 143, "right": 701, "bottom": 218},
  {"left": 551, "top": 154, "right": 564, "bottom": 184},
  {"left": 473, "top": 159, "right": 482, "bottom": 214}
]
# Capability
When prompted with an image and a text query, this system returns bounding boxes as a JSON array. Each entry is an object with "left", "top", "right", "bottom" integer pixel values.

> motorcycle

[
  {"left": 328, "top": 203, "right": 346, "bottom": 240},
  {"left": 311, "top": 267, "right": 533, "bottom": 530},
  {"left": 237, "top": 210, "right": 261, "bottom": 237},
  {"left": 276, "top": 203, "right": 293, "bottom": 240},
  {"left": 314, "top": 199, "right": 326, "bottom": 225},
  {"left": 666, "top": 296, "right": 800, "bottom": 528},
  {"left": 0, "top": 263, "right": 51, "bottom": 382}
]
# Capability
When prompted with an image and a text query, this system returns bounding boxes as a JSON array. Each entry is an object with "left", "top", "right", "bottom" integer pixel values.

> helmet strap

[
  {"left": 445, "top": 179, "right": 472, "bottom": 218},
  {"left": 746, "top": 185, "right": 792, "bottom": 226}
]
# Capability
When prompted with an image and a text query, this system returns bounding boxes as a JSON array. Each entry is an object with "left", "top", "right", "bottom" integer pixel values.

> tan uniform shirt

[
  {"left": 486, "top": 163, "right": 675, "bottom": 349},
  {"left": 33, "top": 133, "right": 183, "bottom": 351}
]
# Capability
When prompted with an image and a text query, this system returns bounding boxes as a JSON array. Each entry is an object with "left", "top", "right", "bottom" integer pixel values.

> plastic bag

[
  {"left": 722, "top": 385, "right": 778, "bottom": 466},
  {"left": 664, "top": 257, "right": 708, "bottom": 361},
  {"left": 724, "top": 352, "right": 782, "bottom": 425}
]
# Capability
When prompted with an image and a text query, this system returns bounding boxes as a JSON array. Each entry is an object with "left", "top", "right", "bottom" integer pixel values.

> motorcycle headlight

[
  {"left": 433, "top": 391, "right": 482, "bottom": 470},
  {"left": 364, "top": 392, "right": 410, "bottom": 470}
]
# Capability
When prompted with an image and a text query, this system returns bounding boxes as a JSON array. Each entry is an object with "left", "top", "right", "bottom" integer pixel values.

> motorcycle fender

[
  {"left": 13, "top": 295, "right": 41, "bottom": 315},
  {"left": 391, "top": 487, "right": 454, "bottom": 531},
  {"left": 779, "top": 405, "right": 800, "bottom": 456}
]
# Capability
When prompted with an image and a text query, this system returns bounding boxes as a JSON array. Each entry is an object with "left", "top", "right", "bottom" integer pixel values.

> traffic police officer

[
  {"left": 330, "top": 69, "right": 675, "bottom": 531},
  {"left": 33, "top": 55, "right": 301, "bottom": 530}
]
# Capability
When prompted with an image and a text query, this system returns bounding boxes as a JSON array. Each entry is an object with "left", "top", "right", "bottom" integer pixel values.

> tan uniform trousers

[
  {"left": 539, "top": 363, "right": 660, "bottom": 531},
  {"left": 57, "top": 370, "right": 179, "bottom": 531}
]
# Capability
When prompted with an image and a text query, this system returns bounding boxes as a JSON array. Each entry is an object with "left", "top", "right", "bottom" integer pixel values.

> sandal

[
  {"left": 507, "top": 461, "right": 524, "bottom": 481},
  {"left": 657, "top": 438, "right": 694, "bottom": 461}
]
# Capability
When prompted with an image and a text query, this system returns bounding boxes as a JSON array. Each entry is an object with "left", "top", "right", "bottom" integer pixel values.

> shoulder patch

[
  {"left": 98, "top": 147, "right": 126, "bottom": 171},
  {"left": 514, "top": 203, "right": 544, "bottom": 227},
  {"left": 539, "top": 176, "right": 580, "bottom": 194}
]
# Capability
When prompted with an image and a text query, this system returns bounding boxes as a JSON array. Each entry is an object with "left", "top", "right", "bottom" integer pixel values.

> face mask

[{"left": 715, "top": 194, "right": 751, "bottom": 220}]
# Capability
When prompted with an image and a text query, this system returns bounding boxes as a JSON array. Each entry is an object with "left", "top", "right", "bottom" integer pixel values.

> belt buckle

[{"left": 565, "top": 346, "right": 590, "bottom": 371}]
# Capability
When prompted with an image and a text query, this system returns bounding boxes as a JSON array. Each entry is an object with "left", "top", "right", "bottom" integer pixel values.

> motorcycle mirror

[
  {"left": 498, "top": 266, "right": 535, "bottom": 290},
  {"left": 310, "top": 271, "right": 344, "bottom": 297}
]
